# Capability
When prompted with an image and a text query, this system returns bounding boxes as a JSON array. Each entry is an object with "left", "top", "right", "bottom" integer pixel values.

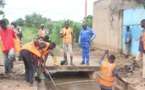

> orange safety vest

[
  {"left": 21, "top": 41, "right": 41, "bottom": 57},
  {"left": 42, "top": 43, "right": 51, "bottom": 56},
  {"left": 100, "top": 61, "right": 115, "bottom": 87},
  {"left": 143, "top": 33, "right": 145, "bottom": 50},
  {"left": 61, "top": 28, "right": 73, "bottom": 44},
  {"left": 0, "top": 34, "right": 21, "bottom": 52},
  {"left": 38, "top": 29, "right": 48, "bottom": 36}
]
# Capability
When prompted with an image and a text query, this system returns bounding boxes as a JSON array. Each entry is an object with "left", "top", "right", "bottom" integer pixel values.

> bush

[{"left": 21, "top": 26, "right": 38, "bottom": 44}]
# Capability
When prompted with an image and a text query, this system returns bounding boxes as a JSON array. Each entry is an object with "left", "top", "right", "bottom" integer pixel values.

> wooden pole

[{"left": 85, "top": 0, "right": 87, "bottom": 24}]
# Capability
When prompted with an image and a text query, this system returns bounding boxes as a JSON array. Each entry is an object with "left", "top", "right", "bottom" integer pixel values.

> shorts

[{"left": 63, "top": 44, "right": 73, "bottom": 56}]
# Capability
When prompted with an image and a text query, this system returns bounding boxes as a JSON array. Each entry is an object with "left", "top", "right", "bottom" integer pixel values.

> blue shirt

[
  {"left": 138, "top": 29, "right": 145, "bottom": 53},
  {"left": 139, "top": 39, "right": 145, "bottom": 53},
  {"left": 125, "top": 31, "right": 132, "bottom": 43},
  {"left": 79, "top": 27, "right": 96, "bottom": 43},
  {"left": 99, "top": 59, "right": 118, "bottom": 89}
]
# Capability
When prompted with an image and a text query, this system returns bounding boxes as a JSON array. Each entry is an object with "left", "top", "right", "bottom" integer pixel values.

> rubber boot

[{"left": 52, "top": 56, "right": 58, "bottom": 66}]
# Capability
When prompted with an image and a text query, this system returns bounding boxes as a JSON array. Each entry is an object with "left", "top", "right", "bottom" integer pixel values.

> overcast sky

[{"left": 2, "top": 0, "right": 97, "bottom": 22}]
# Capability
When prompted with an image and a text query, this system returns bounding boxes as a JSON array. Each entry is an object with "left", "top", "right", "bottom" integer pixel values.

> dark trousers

[
  {"left": 100, "top": 87, "right": 112, "bottom": 90},
  {"left": 20, "top": 50, "right": 34, "bottom": 84}
]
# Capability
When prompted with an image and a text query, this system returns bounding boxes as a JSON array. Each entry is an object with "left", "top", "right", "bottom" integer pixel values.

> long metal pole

[{"left": 85, "top": 0, "right": 87, "bottom": 24}]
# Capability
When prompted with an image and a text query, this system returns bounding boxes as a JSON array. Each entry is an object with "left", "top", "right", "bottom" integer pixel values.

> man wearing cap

[{"left": 38, "top": 24, "right": 48, "bottom": 36}]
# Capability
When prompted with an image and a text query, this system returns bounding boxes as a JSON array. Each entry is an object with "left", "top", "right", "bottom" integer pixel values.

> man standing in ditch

[
  {"left": 79, "top": 23, "right": 96, "bottom": 65},
  {"left": 99, "top": 50, "right": 128, "bottom": 90},
  {"left": 135, "top": 19, "right": 145, "bottom": 82},
  {"left": 60, "top": 21, "right": 75, "bottom": 66},
  {"left": 124, "top": 26, "right": 132, "bottom": 58}
]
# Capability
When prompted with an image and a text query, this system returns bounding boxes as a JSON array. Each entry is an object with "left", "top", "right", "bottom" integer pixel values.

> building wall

[{"left": 93, "top": 0, "right": 140, "bottom": 53}]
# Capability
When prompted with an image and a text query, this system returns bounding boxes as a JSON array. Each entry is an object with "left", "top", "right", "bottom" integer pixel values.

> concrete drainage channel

[
  {"left": 37, "top": 71, "right": 138, "bottom": 90},
  {"left": 38, "top": 72, "right": 100, "bottom": 90}
]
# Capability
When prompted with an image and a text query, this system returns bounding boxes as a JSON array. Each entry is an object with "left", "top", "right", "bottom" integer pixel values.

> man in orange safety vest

[{"left": 99, "top": 50, "right": 128, "bottom": 90}]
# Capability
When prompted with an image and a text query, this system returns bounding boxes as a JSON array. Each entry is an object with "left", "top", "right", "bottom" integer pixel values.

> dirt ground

[
  {"left": 0, "top": 46, "right": 145, "bottom": 90},
  {"left": 73, "top": 46, "right": 145, "bottom": 90},
  {"left": 0, "top": 61, "right": 37, "bottom": 90}
]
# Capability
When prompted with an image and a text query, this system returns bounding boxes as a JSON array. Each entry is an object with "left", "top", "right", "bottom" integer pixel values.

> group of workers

[
  {"left": 0, "top": 19, "right": 96, "bottom": 86},
  {"left": 1, "top": 17, "right": 145, "bottom": 90}
]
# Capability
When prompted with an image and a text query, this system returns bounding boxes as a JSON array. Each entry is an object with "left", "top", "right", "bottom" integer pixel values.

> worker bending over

[
  {"left": 37, "top": 35, "right": 58, "bottom": 66},
  {"left": 20, "top": 40, "right": 56, "bottom": 86},
  {"left": 99, "top": 50, "right": 128, "bottom": 90}
]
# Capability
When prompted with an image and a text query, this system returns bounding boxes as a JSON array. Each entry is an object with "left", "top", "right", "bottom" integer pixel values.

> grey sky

[{"left": 2, "top": 0, "right": 97, "bottom": 22}]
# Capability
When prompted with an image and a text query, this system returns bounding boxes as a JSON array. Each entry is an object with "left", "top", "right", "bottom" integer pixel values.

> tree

[
  {"left": 45, "top": 21, "right": 54, "bottom": 34},
  {"left": 16, "top": 18, "right": 24, "bottom": 26},
  {"left": 0, "top": 0, "right": 6, "bottom": 15},
  {"left": 0, "top": 10, "right": 4, "bottom": 15},
  {"left": 0, "top": 0, "right": 6, "bottom": 8},
  {"left": 86, "top": 15, "right": 93, "bottom": 28},
  {"left": 83, "top": 15, "right": 93, "bottom": 28},
  {"left": 25, "top": 12, "right": 51, "bottom": 28}
]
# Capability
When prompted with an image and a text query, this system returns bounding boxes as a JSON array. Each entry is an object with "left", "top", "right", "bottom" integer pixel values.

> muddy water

[{"left": 45, "top": 72, "right": 100, "bottom": 90}]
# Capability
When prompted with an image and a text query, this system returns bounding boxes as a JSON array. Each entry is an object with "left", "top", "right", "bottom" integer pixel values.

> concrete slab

[{"left": 45, "top": 56, "right": 100, "bottom": 72}]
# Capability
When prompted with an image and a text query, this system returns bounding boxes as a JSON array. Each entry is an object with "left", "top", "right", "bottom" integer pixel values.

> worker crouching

[{"left": 20, "top": 40, "right": 56, "bottom": 86}]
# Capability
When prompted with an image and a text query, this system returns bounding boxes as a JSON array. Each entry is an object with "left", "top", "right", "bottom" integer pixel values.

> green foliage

[
  {"left": 17, "top": 18, "right": 24, "bottom": 26},
  {"left": 82, "top": 15, "right": 93, "bottom": 28},
  {"left": 86, "top": 15, "right": 93, "bottom": 28},
  {"left": 21, "top": 26, "right": 38, "bottom": 44},
  {"left": 69, "top": 20, "right": 82, "bottom": 43},
  {"left": 0, "top": 0, "right": 5, "bottom": 8},
  {"left": 15, "top": 13, "right": 92, "bottom": 45},
  {"left": 0, "top": 10, "right": 4, "bottom": 15},
  {"left": 25, "top": 12, "right": 50, "bottom": 28},
  {"left": 44, "top": 21, "right": 54, "bottom": 34},
  {"left": 50, "top": 20, "right": 65, "bottom": 45},
  {"left": 0, "top": 0, "right": 6, "bottom": 16},
  {"left": 3, "top": 18, "right": 9, "bottom": 24}
]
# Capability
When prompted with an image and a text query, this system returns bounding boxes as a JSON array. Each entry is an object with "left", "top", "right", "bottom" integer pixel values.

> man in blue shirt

[
  {"left": 124, "top": 26, "right": 132, "bottom": 58},
  {"left": 79, "top": 24, "right": 96, "bottom": 65}
]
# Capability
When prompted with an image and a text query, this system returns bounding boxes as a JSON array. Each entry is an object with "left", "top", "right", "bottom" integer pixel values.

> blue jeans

[
  {"left": 3, "top": 48, "right": 15, "bottom": 73},
  {"left": 81, "top": 42, "right": 90, "bottom": 64}
]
